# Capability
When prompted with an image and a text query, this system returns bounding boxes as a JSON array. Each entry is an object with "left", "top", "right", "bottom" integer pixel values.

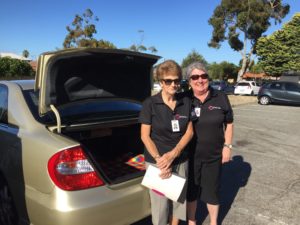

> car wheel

[
  {"left": 251, "top": 91, "right": 254, "bottom": 96},
  {"left": 259, "top": 96, "right": 270, "bottom": 105},
  {"left": 0, "top": 176, "right": 18, "bottom": 225}
]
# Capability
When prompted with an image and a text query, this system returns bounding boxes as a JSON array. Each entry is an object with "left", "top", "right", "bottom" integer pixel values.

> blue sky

[{"left": 0, "top": 0, "right": 299, "bottom": 65}]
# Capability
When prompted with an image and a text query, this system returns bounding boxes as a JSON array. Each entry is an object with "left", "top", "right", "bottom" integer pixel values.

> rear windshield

[
  {"left": 23, "top": 89, "right": 142, "bottom": 125},
  {"left": 211, "top": 81, "right": 221, "bottom": 85},
  {"left": 237, "top": 83, "right": 250, "bottom": 86}
]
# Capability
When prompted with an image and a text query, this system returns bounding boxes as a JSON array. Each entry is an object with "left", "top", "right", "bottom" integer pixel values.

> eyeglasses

[
  {"left": 161, "top": 79, "right": 181, "bottom": 85},
  {"left": 190, "top": 74, "right": 209, "bottom": 80}
]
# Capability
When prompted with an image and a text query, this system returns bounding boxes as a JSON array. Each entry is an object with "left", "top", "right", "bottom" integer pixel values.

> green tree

[
  {"left": 219, "top": 61, "right": 239, "bottom": 80},
  {"left": 148, "top": 46, "right": 158, "bottom": 54},
  {"left": 0, "top": 57, "right": 11, "bottom": 77},
  {"left": 63, "top": 9, "right": 116, "bottom": 49},
  {"left": 249, "top": 61, "right": 264, "bottom": 74},
  {"left": 208, "top": 61, "right": 239, "bottom": 80},
  {"left": 128, "top": 44, "right": 149, "bottom": 52},
  {"left": 208, "top": 0, "right": 289, "bottom": 81},
  {"left": 22, "top": 49, "right": 29, "bottom": 58},
  {"left": 128, "top": 30, "right": 158, "bottom": 53},
  {"left": 256, "top": 13, "right": 300, "bottom": 76},
  {"left": 181, "top": 50, "right": 208, "bottom": 69},
  {"left": 208, "top": 62, "right": 222, "bottom": 80},
  {"left": 0, "top": 57, "right": 34, "bottom": 78}
]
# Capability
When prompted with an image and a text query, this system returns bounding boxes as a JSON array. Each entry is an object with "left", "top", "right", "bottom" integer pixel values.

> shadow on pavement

[
  {"left": 132, "top": 155, "right": 251, "bottom": 225},
  {"left": 195, "top": 155, "right": 251, "bottom": 225},
  {"left": 218, "top": 155, "right": 251, "bottom": 224}
]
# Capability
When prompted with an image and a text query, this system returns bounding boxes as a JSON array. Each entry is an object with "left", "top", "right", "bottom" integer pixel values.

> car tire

[
  {"left": 259, "top": 96, "right": 270, "bottom": 105},
  {"left": 0, "top": 176, "right": 18, "bottom": 225},
  {"left": 251, "top": 91, "right": 254, "bottom": 96}
]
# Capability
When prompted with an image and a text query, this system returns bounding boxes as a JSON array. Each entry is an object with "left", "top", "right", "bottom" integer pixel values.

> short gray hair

[{"left": 186, "top": 62, "right": 208, "bottom": 80}]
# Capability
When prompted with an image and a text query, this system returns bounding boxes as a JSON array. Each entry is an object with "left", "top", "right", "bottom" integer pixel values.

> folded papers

[{"left": 141, "top": 165, "right": 186, "bottom": 202}]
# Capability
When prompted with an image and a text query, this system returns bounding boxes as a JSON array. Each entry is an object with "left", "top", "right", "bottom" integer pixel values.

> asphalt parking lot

[
  {"left": 133, "top": 101, "right": 300, "bottom": 225},
  {"left": 214, "top": 103, "right": 300, "bottom": 225}
]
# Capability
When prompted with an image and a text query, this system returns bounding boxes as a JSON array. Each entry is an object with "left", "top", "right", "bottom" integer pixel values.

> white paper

[{"left": 141, "top": 165, "right": 186, "bottom": 202}]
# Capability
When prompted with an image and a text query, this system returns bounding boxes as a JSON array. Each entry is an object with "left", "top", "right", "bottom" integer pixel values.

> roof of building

[
  {"left": 29, "top": 61, "right": 37, "bottom": 71},
  {"left": 242, "top": 72, "right": 266, "bottom": 79},
  {"left": 0, "top": 52, "right": 31, "bottom": 61}
]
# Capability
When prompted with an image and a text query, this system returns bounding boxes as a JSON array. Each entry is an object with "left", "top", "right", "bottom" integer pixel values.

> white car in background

[
  {"left": 153, "top": 82, "right": 161, "bottom": 92},
  {"left": 234, "top": 81, "right": 261, "bottom": 95}
]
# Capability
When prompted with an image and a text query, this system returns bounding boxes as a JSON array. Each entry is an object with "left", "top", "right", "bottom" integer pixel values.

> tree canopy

[
  {"left": 127, "top": 30, "right": 158, "bottom": 53},
  {"left": 208, "top": 0, "right": 290, "bottom": 81},
  {"left": 22, "top": 50, "right": 29, "bottom": 58},
  {"left": 256, "top": 13, "right": 300, "bottom": 76},
  {"left": 208, "top": 61, "right": 239, "bottom": 80},
  {"left": 63, "top": 9, "right": 116, "bottom": 49},
  {"left": 181, "top": 50, "right": 208, "bottom": 69},
  {"left": 0, "top": 57, "right": 34, "bottom": 78},
  {"left": 63, "top": 10, "right": 157, "bottom": 53}
]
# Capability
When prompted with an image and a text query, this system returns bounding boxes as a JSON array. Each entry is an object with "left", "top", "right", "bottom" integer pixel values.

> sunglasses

[
  {"left": 161, "top": 79, "right": 181, "bottom": 85},
  {"left": 190, "top": 74, "right": 209, "bottom": 80}
]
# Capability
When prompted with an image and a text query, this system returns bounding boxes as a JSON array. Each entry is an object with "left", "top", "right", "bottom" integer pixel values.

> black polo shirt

[
  {"left": 189, "top": 88, "right": 233, "bottom": 162},
  {"left": 139, "top": 92, "right": 191, "bottom": 164}
]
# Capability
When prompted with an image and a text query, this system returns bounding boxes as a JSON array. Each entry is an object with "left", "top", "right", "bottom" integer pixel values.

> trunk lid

[{"left": 35, "top": 48, "right": 160, "bottom": 116}]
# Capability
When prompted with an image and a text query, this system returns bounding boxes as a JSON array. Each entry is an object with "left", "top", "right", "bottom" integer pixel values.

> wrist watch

[
  {"left": 224, "top": 143, "right": 233, "bottom": 149},
  {"left": 154, "top": 154, "right": 161, "bottom": 159}
]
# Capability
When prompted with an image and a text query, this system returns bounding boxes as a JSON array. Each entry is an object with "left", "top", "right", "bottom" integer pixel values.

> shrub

[{"left": 0, "top": 57, "right": 35, "bottom": 78}]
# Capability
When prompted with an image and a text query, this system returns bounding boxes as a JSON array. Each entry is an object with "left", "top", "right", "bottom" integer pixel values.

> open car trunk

[
  {"left": 62, "top": 121, "right": 145, "bottom": 185},
  {"left": 35, "top": 49, "right": 160, "bottom": 184}
]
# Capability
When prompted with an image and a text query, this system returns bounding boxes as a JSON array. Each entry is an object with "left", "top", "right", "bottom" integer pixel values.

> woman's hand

[
  {"left": 156, "top": 150, "right": 176, "bottom": 170},
  {"left": 222, "top": 147, "right": 231, "bottom": 163},
  {"left": 159, "top": 167, "right": 172, "bottom": 179}
]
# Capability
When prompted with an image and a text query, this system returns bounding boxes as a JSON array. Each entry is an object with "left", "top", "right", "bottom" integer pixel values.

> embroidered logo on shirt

[
  {"left": 174, "top": 114, "right": 188, "bottom": 119},
  {"left": 208, "top": 105, "right": 221, "bottom": 110}
]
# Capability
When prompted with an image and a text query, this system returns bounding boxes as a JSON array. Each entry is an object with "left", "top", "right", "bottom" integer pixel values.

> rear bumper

[
  {"left": 234, "top": 89, "right": 252, "bottom": 95},
  {"left": 26, "top": 181, "right": 150, "bottom": 225}
]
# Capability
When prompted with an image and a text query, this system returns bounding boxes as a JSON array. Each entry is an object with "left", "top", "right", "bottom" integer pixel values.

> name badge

[
  {"left": 171, "top": 120, "right": 180, "bottom": 132},
  {"left": 194, "top": 107, "right": 201, "bottom": 117}
]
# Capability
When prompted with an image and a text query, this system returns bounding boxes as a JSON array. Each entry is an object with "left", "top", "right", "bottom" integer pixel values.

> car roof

[
  {"left": 0, "top": 79, "right": 35, "bottom": 90},
  {"left": 237, "top": 81, "right": 252, "bottom": 84},
  {"left": 238, "top": 80, "right": 254, "bottom": 83},
  {"left": 272, "top": 81, "right": 299, "bottom": 84}
]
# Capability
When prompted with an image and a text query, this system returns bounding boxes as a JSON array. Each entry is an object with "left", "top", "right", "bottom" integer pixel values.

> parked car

[
  {"left": 153, "top": 82, "right": 161, "bottom": 92},
  {"left": 209, "top": 80, "right": 235, "bottom": 94},
  {"left": 224, "top": 84, "right": 235, "bottom": 95},
  {"left": 0, "top": 48, "right": 160, "bottom": 225},
  {"left": 258, "top": 81, "right": 300, "bottom": 105},
  {"left": 234, "top": 80, "right": 260, "bottom": 95},
  {"left": 180, "top": 79, "right": 189, "bottom": 92},
  {"left": 210, "top": 80, "right": 228, "bottom": 91}
]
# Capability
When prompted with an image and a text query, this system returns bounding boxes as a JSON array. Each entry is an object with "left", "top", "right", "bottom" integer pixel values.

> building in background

[{"left": 0, "top": 52, "right": 37, "bottom": 71}]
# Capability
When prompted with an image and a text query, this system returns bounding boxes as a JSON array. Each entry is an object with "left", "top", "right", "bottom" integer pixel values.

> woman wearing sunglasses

[
  {"left": 139, "top": 60, "right": 193, "bottom": 225},
  {"left": 185, "top": 62, "right": 234, "bottom": 225}
]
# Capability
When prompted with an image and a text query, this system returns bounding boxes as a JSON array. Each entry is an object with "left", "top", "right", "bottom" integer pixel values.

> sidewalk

[{"left": 228, "top": 95, "right": 257, "bottom": 107}]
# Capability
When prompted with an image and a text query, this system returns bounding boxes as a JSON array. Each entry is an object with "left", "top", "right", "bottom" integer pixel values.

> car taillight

[{"left": 48, "top": 146, "right": 104, "bottom": 191}]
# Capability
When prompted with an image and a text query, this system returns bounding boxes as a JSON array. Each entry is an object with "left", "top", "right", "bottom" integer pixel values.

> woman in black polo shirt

[
  {"left": 139, "top": 60, "right": 193, "bottom": 225},
  {"left": 185, "top": 62, "right": 234, "bottom": 225}
]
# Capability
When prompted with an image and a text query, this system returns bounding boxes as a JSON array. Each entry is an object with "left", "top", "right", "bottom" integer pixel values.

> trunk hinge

[{"left": 50, "top": 104, "right": 61, "bottom": 133}]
